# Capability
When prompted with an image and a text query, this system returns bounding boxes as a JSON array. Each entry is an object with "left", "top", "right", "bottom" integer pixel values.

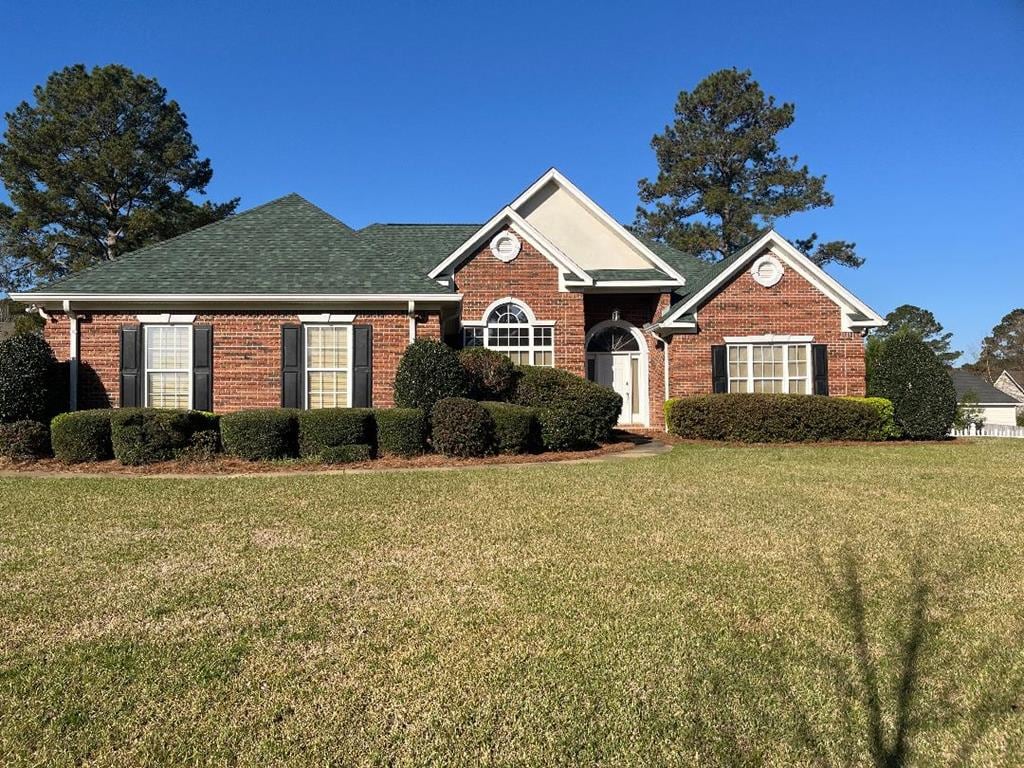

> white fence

[{"left": 950, "top": 423, "right": 1024, "bottom": 439}]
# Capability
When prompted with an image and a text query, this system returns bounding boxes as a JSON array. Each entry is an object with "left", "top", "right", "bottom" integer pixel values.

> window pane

[
  {"left": 147, "top": 372, "right": 190, "bottom": 408},
  {"left": 631, "top": 357, "right": 641, "bottom": 413},
  {"left": 729, "top": 379, "right": 749, "bottom": 393},
  {"left": 789, "top": 378, "right": 807, "bottom": 394},
  {"left": 307, "top": 326, "right": 348, "bottom": 369},
  {"left": 308, "top": 370, "right": 348, "bottom": 409},
  {"left": 534, "top": 327, "right": 553, "bottom": 347},
  {"left": 788, "top": 345, "right": 808, "bottom": 377},
  {"left": 463, "top": 327, "right": 484, "bottom": 347},
  {"left": 534, "top": 350, "right": 553, "bottom": 367},
  {"left": 728, "top": 345, "right": 748, "bottom": 378},
  {"left": 146, "top": 326, "right": 190, "bottom": 370}
]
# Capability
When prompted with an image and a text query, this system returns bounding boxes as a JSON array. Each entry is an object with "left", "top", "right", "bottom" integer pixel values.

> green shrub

[
  {"left": 867, "top": 333, "right": 957, "bottom": 440},
  {"left": 1017, "top": 409, "right": 1024, "bottom": 428},
  {"left": 50, "top": 410, "right": 113, "bottom": 463},
  {"left": 842, "top": 396, "right": 901, "bottom": 440},
  {"left": 318, "top": 444, "right": 372, "bottom": 464},
  {"left": 176, "top": 429, "right": 220, "bottom": 462},
  {"left": 0, "top": 333, "right": 58, "bottom": 423},
  {"left": 221, "top": 409, "right": 298, "bottom": 461},
  {"left": 481, "top": 401, "right": 538, "bottom": 454},
  {"left": 0, "top": 420, "right": 50, "bottom": 460},
  {"left": 110, "top": 408, "right": 193, "bottom": 465},
  {"left": 460, "top": 348, "right": 516, "bottom": 400},
  {"left": 297, "top": 408, "right": 375, "bottom": 458},
  {"left": 394, "top": 340, "right": 469, "bottom": 413},
  {"left": 431, "top": 397, "right": 494, "bottom": 457},
  {"left": 512, "top": 366, "right": 621, "bottom": 450},
  {"left": 375, "top": 408, "right": 427, "bottom": 457},
  {"left": 665, "top": 394, "right": 884, "bottom": 442}
]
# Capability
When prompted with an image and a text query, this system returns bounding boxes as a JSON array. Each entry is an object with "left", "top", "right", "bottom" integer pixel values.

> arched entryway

[{"left": 585, "top": 320, "right": 649, "bottom": 427}]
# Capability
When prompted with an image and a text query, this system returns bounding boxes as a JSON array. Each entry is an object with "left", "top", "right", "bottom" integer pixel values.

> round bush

[
  {"left": 394, "top": 340, "right": 469, "bottom": 413},
  {"left": 375, "top": 408, "right": 427, "bottom": 457},
  {"left": 297, "top": 408, "right": 375, "bottom": 458},
  {"left": 481, "top": 401, "right": 538, "bottom": 454},
  {"left": 0, "top": 333, "right": 58, "bottom": 423},
  {"left": 431, "top": 397, "right": 494, "bottom": 457},
  {"left": 221, "top": 409, "right": 298, "bottom": 461},
  {"left": 0, "top": 420, "right": 51, "bottom": 460},
  {"left": 110, "top": 408, "right": 193, "bottom": 465},
  {"left": 512, "top": 366, "right": 621, "bottom": 449},
  {"left": 868, "top": 334, "right": 957, "bottom": 440},
  {"left": 50, "top": 410, "right": 113, "bottom": 463},
  {"left": 460, "top": 348, "right": 516, "bottom": 400},
  {"left": 666, "top": 394, "right": 885, "bottom": 442}
]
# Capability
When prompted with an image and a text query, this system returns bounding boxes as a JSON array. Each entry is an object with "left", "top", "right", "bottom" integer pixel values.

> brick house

[{"left": 11, "top": 169, "right": 885, "bottom": 429}]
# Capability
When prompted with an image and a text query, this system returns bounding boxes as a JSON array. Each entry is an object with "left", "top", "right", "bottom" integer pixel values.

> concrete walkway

[{"left": 0, "top": 434, "right": 674, "bottom": 480}]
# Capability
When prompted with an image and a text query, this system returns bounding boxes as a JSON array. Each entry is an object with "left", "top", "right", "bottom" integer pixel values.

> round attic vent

[
  {"left": 490, "top": 231, "right": 521, "bottom": 263},
  {"left": 751, "top": 254, "right": 784, "bottom": 287}
]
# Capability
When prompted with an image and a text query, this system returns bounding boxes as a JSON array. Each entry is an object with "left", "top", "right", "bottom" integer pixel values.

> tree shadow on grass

[{"left": 788, "top": 550, "right": 1023, "bottom": 768}]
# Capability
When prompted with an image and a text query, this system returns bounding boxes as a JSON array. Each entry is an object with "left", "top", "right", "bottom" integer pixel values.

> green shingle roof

[
  {"left": 27, "top": 195, "right": 455, "bottom": 296},
  {"left": 24, "top": 195, "right": 742, "bottom": 300}
]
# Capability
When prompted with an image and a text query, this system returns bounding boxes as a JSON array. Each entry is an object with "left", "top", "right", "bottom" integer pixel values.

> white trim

[
  {"left": 660, "top": 230, "right": 886, "bottom": 331},
  {"left": 11, "top": 293, "right": 462, "bottom": 305},
  {"left": 428, "top": 207, "right": 592, "bottom": 285},
  {"left": 136, "top": 313, "right": 197, "bottom": 324},
  {"left": 303, "top": 323, "right": 354, "bottom": 410},
  {"left": 142, "top": 324, "right": 194, "bottom": 409},
  {"left": 489, "top": 231, "right": 521, "bottom": 262},
  {"left": 750, "top": 254, "right": 784, "bottom": 287},
  {"left": 508, "top": 168, "right": 686, "bottom": 284},
  {"left": 463, "top": 298, "right": 555, "bottom": 367},
  {"left": 584, "top": 319, "right": 650, "bottom": 427},
  {"left": 724, "top": 334, "right": 813, "bottom": 343},
  {"left": 726, "top": 340, "right": 812, "bottom": 395},
  {"left": 582, "top": 279, "right": 684, "bottom": 288},
  {"left": 296, "top": 313, "right": 356, "bottom": 323}
]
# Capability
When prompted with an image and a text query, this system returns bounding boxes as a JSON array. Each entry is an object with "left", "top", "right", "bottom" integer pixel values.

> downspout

[
  {"left": 407, "top": 300, "right": 416, "bottom": 344},
  {"left": 27, "top": 304, "right": 53, "bottom": 322},
  {"left": 62, "top": 300, "right": 79, "bottom": 412}
]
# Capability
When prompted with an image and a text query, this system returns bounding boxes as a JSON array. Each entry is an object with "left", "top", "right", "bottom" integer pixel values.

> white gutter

[{"left": 10, "top": 292, "right": 463, "bottom": 304}]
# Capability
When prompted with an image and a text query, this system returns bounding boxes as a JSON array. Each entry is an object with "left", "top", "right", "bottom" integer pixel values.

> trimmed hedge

[
  {"left": 512, "top": 366, "right": 621, "bottom": 450},
  {"left": 319, "top": 444, "right": 372, "bottom": 464},
  {"left": 843, "top": 396, "right": 900, "bottom": 440},
  {"left": 50, "top": 410, "right": 113, "bottom": 463},
  {"left": 665, "top": 394, "right": 885, "bottom": 442},
  {"left": 867, "top": 333, "right": 957, "bottom": 440},
  {"left": 481, "top": 401, "right": 538, "bottom": 454},
  {"left": 394, "top": 340, "right": 469, "bottom": 413},
  {"left": 221, "top": 409, "right": 298, "bottom": 461},
  {"left": 110, "top": 408, "right": 192, "bottom": 465},
  {"left": 0, "top": 420, "right": 50, "bottom": 460},
  {"left": 177, "top": 429, "right": 220, "bottom": 462},
  {"left": 460, "top": 348, "right": 516, "bottom": 401},
  {"left": 0, "top": 333, "right": 58, "bottom": 424},
  {"left": 375, "top": 408, "right": 427, "bottom": 457},
  {"left": 297, "top": 408, "right": 375, "bottom": 458},
  {"left": 431, "top": 397, "right": 494, "bottom": 457}
]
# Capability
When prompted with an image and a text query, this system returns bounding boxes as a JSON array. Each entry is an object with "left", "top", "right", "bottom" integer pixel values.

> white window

[
  {"left": 463, "top": 300, "right": 554, "bottom": 366},
  {"left": 728, "top": 343, "right": 810, "bottom": 394},
  {"left": 305, "top": 324, "right": 352, "bottom": 409},
  {"left": 144, "top": 325, "right": 192, "bottom": 408}
]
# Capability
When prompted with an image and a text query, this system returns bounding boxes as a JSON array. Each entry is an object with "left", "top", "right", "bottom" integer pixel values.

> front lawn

[{"left": 1, "top": 441, "right": 1022, "bottom": 766}]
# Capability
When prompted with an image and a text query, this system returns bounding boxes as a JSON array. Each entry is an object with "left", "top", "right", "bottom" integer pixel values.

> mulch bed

[{"left": 0, "top": 436, "right": 640, "bottom": 477}]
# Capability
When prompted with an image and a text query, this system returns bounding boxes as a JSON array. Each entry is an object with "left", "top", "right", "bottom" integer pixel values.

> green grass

[{"left": 1, "top": 440, "right": 1023, "bottom": 766}]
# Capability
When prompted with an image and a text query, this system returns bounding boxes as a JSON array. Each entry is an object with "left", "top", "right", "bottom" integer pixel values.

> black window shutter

[
  {"left": 193, "top": 325, "right": 213, "bottom": 411},
  {"left": 812, "top": 344, "right": 829, "bottom": 395},
  {"left": 119, "top": 325, "right": 143, "bottom": 407},
  {"left": 711, "top": 345, "right": 728, "bottom": 393},
  {"left": 281, "top": 325, "right": 303, "bottom": 408},
  {"left": 352, "top": 325, "right": 373, "bottom": 407}
]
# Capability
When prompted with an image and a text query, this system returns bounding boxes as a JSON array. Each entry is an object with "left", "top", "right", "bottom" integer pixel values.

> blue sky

[{"left": 3, "top": 0, "right": 1022, "bottom": 359}]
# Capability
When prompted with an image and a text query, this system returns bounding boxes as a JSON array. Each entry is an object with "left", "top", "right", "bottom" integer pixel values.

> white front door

[{"left": 591, "top": 352, "right": 642, "bottom": 425}]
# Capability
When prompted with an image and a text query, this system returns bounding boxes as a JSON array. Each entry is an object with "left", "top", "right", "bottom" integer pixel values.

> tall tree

[
  {"left": 969, "top": 308, "right": 1024, "bottom": 380},
  {"left": 0, "top": 64, "right": 237, "bottom": 290},
  {"left": 635, "top": 68, "right": 861, "bottom": 268},
  {"left": 872, "top": 304, "right": 961, "bottom": 365}
]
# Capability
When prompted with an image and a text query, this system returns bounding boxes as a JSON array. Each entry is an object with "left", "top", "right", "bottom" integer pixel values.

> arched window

[{"left": 463, "top": 300, "right": 554, "bottom": 366}]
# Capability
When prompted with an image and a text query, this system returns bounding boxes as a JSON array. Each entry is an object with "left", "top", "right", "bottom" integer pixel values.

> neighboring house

[
  {"left": 950, "top": 369, "right": 1020, "bottom": 426},
  {"left": 11, "top": 169, "right": 886, "bottom": 429},
  {"left": 993, "top": 369, "right": 1024, "bottom": 404}
]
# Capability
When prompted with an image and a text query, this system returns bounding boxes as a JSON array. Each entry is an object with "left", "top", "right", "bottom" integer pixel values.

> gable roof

[
  {"left": 950, "top": 369, "right": 1020, "bottom": 404},
  {"left": 657, "top": 230, "right": 886, "bottom": 332},
  {"left": 17, "top": 194, "right": 457, "bottom": 299},
  {"left": 993, "top": 369, "right": 1024, "bottom": 402}
]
